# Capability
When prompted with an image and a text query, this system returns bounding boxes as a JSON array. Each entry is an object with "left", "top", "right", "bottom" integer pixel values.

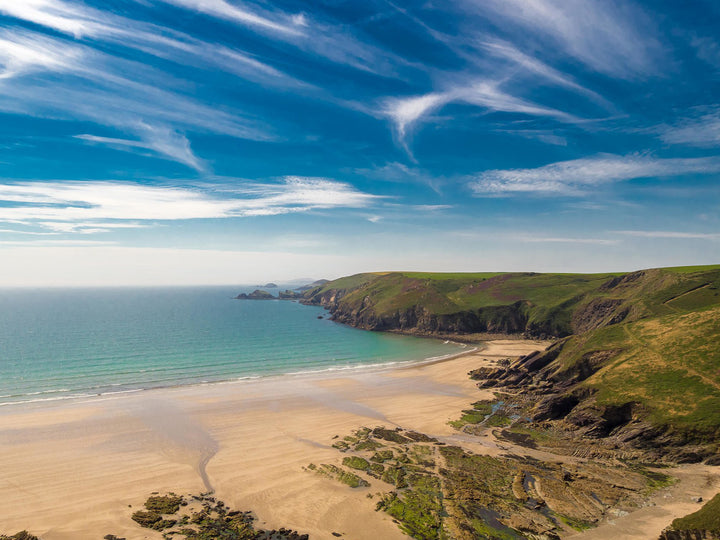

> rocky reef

[
  {"left": 124, "top": 492, "right": 308, "bottom": 540},
  {"left": 310, "top": 422, "right": 671, "bottom": 539},
  {"left": 0, "top": 532, "right": 38, "bottom": 540}
]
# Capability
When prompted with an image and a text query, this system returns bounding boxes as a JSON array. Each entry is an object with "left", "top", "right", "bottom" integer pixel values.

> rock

[{"left": 235, "top": 289, "right": 275, "bottom": 300}]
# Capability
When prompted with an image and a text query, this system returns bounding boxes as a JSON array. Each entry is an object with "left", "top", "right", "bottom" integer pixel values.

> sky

[{"left": 0, "top": 0, "right": 718, "bottom": 286}]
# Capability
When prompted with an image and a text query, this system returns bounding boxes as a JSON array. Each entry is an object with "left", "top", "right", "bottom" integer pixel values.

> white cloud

[
  {"left": 0, "top": 178, "right": 381, "bottom": 234},
  {"left": 76, "top": 126, "right": 207, "bottom": 173},
  {"left": 690, "top": 35, "right": 720, "bottom": 68},
  {"left": 354, "top": 162, "right": 446, "bottom": 193},
  {"left": 479, "top": 40, "right": 610, "bottom": 106},
  {"left": 154, "top": 0, "right": 403, "bottom": 77},
  {"left": 383, "top": 93, "right": 449, "bottom": 141},
  {"left": 155, "top": 0, "right": 303, "bottom": 36},
  {"left": 0, "top": 29, "right": 82, "bottom": 78},
  {"left": 661, "top": 109, "right": 720, "bottom": 148},
  {"left": 383, "top": 80, "right": 576, "bottom": 146},
  {"left": 0, "top": 0, "right": 93, "bottom": 38},
  {"left": 0, "top": 29, "right": 276, "bottom": 169},
  {"left": 471, "top": 154, "right": 720, "bottom": 196},
  {"left": 517, "top": 235, "right": 617, "bottom": 245},
  {"left": 1, "top": 0, "right": 310, "bottom": 88},
  {"left": 474, "top": 0, "right": 660, "bottom": 78},
  {"left": 497, "top": 129, "right": 568, "bottom": 146},
  {"left": 614, "top": 230, "right": 720, "bottom": 240}
]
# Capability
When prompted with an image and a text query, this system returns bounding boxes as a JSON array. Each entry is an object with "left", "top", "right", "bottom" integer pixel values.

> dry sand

[{"left": 0, "top": 339, "right": 717, "bottom": 540}]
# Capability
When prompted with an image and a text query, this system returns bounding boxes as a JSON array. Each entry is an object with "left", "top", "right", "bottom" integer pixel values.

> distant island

[
  {"left": 234, "top": 289, "right": 275, "bottom": 300},
  {"left": 234, "top": 279, "right": 328, "bottom": 301}
]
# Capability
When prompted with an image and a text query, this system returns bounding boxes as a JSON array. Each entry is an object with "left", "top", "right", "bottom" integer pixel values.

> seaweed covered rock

[
  {"left": 130, "top": 493, "right": 308, "bottom": 539},
  {"left": 0, "top": 532, "right": 39, "bottom": 540}
]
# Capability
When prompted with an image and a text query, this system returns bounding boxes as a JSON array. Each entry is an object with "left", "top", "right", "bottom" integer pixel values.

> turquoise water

[{"left": 0, "top": 287, "right": 462, "bottom": 406}]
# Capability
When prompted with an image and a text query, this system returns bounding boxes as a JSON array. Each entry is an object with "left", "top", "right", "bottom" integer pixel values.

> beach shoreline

[
  {"left": 0, "top": 339, "right": 476, "bottom": 411},
  {"left": 0, "top": 339, "right": 716, "bottom": 540}
]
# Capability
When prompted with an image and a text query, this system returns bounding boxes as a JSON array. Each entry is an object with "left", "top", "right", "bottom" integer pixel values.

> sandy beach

[{"left": 0, "top": 340, "right": 717, "bottom": 540}]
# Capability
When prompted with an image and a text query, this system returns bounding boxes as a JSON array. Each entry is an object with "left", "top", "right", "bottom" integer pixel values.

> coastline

[
  {"left": 0, "top": 339, "right": 472, "bottom": 411},
  {"left": 0, "top": 340, "right": 525, "bottom": 539},
  {"left": 0, "top": 339, "right": 716, "bottom": 539}
]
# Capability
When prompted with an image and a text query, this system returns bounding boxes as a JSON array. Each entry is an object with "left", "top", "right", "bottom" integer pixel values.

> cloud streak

[
  {"left": 472, "top": 0, "right": 661, "bottom": 78},
  {"left": 471, "top": 154, "right": 720, "bottom": 196},
  {"left": 0, "top": 178, "right": 381, "bottom": 234},
  {"left": 75, "top": 127, "right": 207, "bottom": 173},
  {"left": 661, "top": 108, "right": 720, "bottom": 148},
  {"left": 0, "top": 28, "right": 276, "bottom": 169},
  {"left": 614, "top": 230, "right": 720, "bottom": 240},
  {"left": 383, "top": 80, "right": 578, "bottom": 146}
]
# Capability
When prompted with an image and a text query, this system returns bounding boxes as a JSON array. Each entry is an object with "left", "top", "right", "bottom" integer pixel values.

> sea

[{"left": 0, "top": 286, "right": 464, "bottom": 407}]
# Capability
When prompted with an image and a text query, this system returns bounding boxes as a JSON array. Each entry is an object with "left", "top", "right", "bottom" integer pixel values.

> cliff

[
  {"left": 301, "top": 266, "right": 720, "bottom": 339},
  {"left": 301, "top": 265, "right": 720, "bottom": 462}
]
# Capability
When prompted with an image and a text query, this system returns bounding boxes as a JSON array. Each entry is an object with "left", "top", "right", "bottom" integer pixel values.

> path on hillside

[{"left": 621, "top": 323, "right": 720, "bottom": 392}]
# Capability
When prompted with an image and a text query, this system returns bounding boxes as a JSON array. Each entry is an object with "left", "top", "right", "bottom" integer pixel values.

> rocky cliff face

[
  {"left": 303, "top": 292, "right": 567, "bottom": 338},
  {"left": 471, "top": 342, "right": 720, "bottom": 463},
  {"left": 330, "top": 302, "right": 533, "bottom": 335}
]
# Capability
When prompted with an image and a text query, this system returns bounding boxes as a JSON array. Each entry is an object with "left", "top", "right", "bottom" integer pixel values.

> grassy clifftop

[{"left": 303, "top": 265, "right": 720, "bottom": 338}]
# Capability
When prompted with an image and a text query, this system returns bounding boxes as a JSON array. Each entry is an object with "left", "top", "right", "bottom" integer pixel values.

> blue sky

[{"left": 0, "top": 0, "right": 718, "bottom": 285}]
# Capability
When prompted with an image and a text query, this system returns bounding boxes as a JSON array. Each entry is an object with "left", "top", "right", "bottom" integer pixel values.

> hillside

[
  {"left": 303, "top": 265, "right": 720, "bottom": 462},
  {"left": 302, "top": 266, "right": 720, "bottom": 339}
]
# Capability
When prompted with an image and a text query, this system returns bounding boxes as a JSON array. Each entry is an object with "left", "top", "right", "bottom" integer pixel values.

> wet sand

[{"left": 0, "top": 339, "right": 716, "bottom": 539}]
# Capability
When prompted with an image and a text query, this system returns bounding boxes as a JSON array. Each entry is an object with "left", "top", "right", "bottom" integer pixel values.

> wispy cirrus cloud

[
  {"left": 75, "top": 126, "right": 207, "bottom": 173},
  {"left": 470, "top": 0, "right": 661, "bottom": 79},
  {"left": 0, "top": 0, "right": 310, "bottom": 88},
  {"left": 471, "top": 154, "right": 720, "bottom": 196},
  {"left": 660, "top": 108, "right": 720, "bottom": 148},
  {"left": 516, "top": 235, "right": 617, "bottom": 245},
  {"left": 0, "top": 0, "right": 93, "bottom": 38},
  {"left": 376, "top": 3, "right": 629, "bottom": 151},
  {"left": 354, "top": 162, "right": 447, "bottom": 193},
  {"left": 478, "top": 40, "right": 611, "bottom": 107},
  {"left": 383, "top": 80, "right": 577, "bottom": 147},
  {"left": 0, "top": 28, "right": 274, "bottom": 170},
  {"left": 153, "top": 0, "right": 405, "bottom": 77},
  {"left": 0, "top": 178, "right": 381, "bottom": 234},
  {"left": 614, "top": 230, "right": 720, "bottom": 240},
  {"left": 0, "top": 29, "right": 81, "bottom": 78},
  {"left": 153, "top": 0, "right": 304, "bottom": 36}
]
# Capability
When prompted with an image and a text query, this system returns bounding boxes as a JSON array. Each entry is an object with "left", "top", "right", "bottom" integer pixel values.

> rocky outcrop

[
  {"left": 659, "top": 531, "right": 719, "bottom": 540},
  {"left": 303, "top": 294, "right": 567, "bottom": 338},
  {"left": 469, "top": 340, "right": 720, "bottom": 463},
  {"left": 235, "top": 289, "right": 275, "bottom": 300},
  {"left": 572, "top": 298, "right": 629, "bottom": 334}
]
